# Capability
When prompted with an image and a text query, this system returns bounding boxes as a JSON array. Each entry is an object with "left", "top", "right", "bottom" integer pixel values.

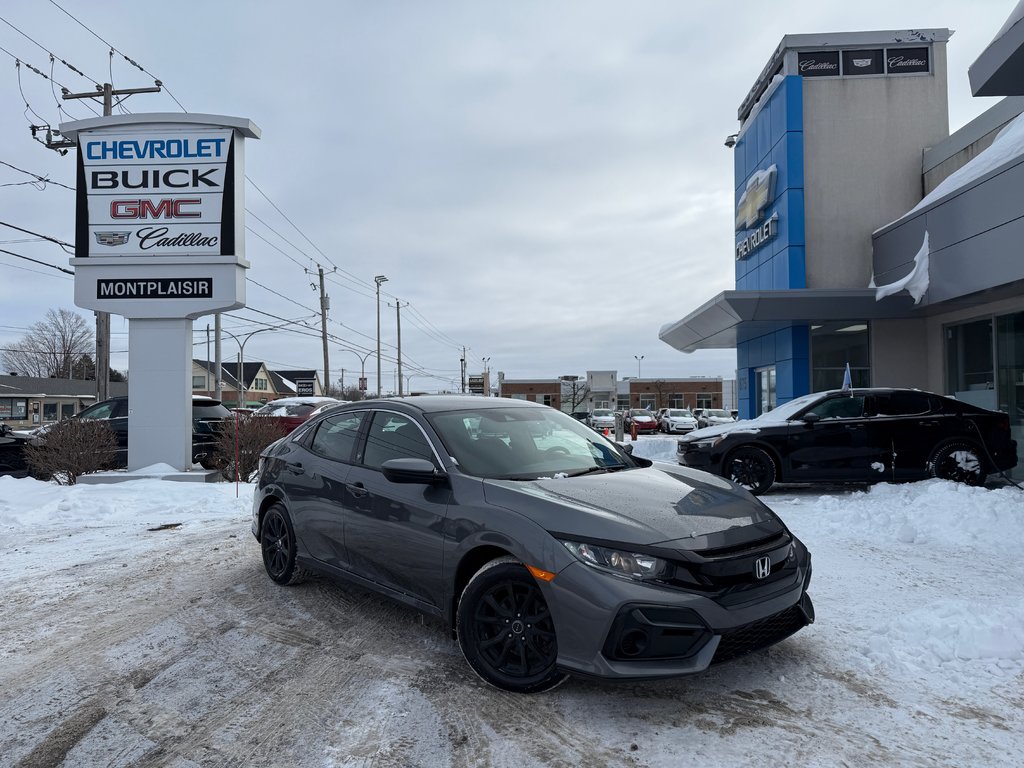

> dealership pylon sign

[
  {"left": 62, "top": 113, "right": 260, "bottom": 319},
  {"left": 60, "top": 113, "right": 261, "bottom": 471}
]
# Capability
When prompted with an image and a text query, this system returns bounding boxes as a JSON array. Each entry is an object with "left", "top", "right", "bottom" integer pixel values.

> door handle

[
  {"left": 285, "top": 461, "right": 305, "bottom": 475},
  {"left": 347, "top": 481, "right": 368, "bottom": 498}
]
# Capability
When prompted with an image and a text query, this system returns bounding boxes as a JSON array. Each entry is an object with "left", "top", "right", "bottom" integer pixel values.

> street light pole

[
  {"left": 222, "top": 326, "right": 278, "bottom": 407},
  {"left": 634, "top": 354, "right": 645, "bottom": 379},
  {"left": 374, "top": 275, "right": 388, "bottom": 398},
  {"left": 339, "top": 348, "right": 374, "bottom": 398}
]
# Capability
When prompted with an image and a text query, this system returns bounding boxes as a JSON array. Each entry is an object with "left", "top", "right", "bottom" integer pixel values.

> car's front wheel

[
  {"left": 457, "top": 557, "right": 567, "bottom": 694},
  {"left": 928, "top": 441, "right": 986, "bottom": 486},
  {"left": 726, "top": 446, "right": 776, "bottom": 495},
  {"left": 260, "top": 502, "right": 307, "bottom": 585}
]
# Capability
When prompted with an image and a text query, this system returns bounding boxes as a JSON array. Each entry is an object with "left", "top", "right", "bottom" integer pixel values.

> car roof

[{"left": 332, "top": 395, "right": 546, "bottom": 415}]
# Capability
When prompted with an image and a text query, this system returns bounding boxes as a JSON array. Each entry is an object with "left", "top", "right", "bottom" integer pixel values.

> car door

[
  {"left": 343, "top": 410, "right": 451, "bottom": 609},
  {"left": 785, "top": 394, "right": 877, "bottom": 481},
  {"left": 864, "top": 392, "right": 947, "bottom": 481},
  {"left": 78, "top": 398, "right": 129, "bottom": 466},
  {"left": 289, "top": 410, "right": 367, "bottom": 569}
]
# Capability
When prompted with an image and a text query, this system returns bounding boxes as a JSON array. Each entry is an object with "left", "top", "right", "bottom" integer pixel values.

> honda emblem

[{"left": 753, "top": 556, "right": 771, "bottom": 580}]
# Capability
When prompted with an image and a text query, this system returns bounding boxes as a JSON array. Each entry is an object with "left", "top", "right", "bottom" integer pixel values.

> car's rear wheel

[
  {"left": 726, "top": 446, "right": 776, "bottom": 495},
  {"left": 928, "top": 441, "right": 986, "bottom": 486},
  {"left": 260, "top": 502, "right": 307, "bottom": 585},
  {"left": 457, "top": 557, "right": 567, "bottom": 694}
]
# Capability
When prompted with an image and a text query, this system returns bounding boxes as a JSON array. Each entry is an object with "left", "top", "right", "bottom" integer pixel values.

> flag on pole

[{"left": 841, "top": 362, "right": 852, "bottom": 394}]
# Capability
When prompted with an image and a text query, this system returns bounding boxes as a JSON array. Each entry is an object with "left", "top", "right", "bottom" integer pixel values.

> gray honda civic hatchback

[{"left": 252, "top": 396, "right": 814, "bottom": 693}]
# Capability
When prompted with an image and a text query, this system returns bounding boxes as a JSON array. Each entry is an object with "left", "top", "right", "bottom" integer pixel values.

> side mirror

[
  {"left": 381, "top": 457, "right": 446, "bottom": 484},
  {"left": 618, "top": 442, "right": 635, "bottom": 455},
  {"left": 802, "top": 412, "right": 821, "bottom": 424}
]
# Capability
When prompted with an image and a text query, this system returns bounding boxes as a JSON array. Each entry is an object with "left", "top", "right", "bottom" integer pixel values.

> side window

[
  {"left": 806, "top": 396, "right": 865, "bottom": 419},
  {"left": 870, "top": 392, "right": 934, "bottom": 416},
  {"left": 79, "top": 401, "right": 118, "bottom": 420},
  {"left": 309, "top": 412, "right": 365, "bottom": 463},
  {"left": 361, "top": 412, "right": 435, "bottom": 470}
]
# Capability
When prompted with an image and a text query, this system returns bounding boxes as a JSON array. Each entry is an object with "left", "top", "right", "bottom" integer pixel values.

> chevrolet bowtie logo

[{"left": 735, "top": 165, "right": 777, "bottom": 231}]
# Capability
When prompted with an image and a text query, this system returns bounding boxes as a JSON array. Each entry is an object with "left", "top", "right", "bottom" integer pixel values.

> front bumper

[{"left": 543, "top": 552, "right": 813, "bottom": 680}]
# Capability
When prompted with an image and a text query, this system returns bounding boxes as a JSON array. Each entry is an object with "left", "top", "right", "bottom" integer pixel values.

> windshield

[
  {"left": 751, "top": 391, "right": 824, "bottom": 423},
  {"left": 592, "top": 409, "right": 612, "bottom": 417},
  {"left": 705, "top": 409, "right": 731, "bottom": 418},
  {"left": 428, "top": 407, "right": 636, "bottom": 479},
  {"left": 668, "top": 410, "right": 692, "bottom": 417}
]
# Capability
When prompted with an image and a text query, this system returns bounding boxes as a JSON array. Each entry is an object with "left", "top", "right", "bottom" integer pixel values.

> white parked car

[
  {"left": 697, "top": 408, "right": 736, "bottom": 429},
  {"left": 658, "top": 408, "right": 698, "bottom": 434},
  {"left": 586, "top": 408, "right": 616, "bottom": 431}
]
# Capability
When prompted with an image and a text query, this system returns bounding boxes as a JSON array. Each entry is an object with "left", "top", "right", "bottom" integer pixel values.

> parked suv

[
  {"left": 66, "top": 395, "right": 231, "bottom": 468},
  {"left": 698, "top": 408, "right": 736, "bottom": 429}
]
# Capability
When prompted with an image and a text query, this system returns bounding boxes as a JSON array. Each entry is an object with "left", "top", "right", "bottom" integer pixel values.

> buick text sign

[{"left": 76, "top": 129, "right": 234, "bottom": 258}]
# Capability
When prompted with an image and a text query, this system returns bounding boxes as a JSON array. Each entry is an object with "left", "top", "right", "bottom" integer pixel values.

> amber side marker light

[{"left": 526, "top": 564, "right": 557, "bottom": 582}]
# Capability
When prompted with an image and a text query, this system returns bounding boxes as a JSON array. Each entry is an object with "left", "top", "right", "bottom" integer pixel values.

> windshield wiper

[{"left": 567, "top": 464, "right": 627, "bottom": 477}]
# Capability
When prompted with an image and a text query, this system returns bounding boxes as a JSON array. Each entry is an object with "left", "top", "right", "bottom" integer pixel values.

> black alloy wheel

[
  {"left": 260, "top": 502, "right": 307, "bottom": 585},
  {"left": 928, "top": 441, "right": 986, "bottom": 486},
  {"left": 457, "top": 558, "right": 567, "bottom": 694},
  {"left": 727, "top": 446, "right": 776, "bottom": 495}
]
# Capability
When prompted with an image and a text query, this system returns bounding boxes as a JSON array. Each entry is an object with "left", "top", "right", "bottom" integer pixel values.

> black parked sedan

[
  {"left": 252, "top": 396, "right": 814, "bottom": 693},
  {"left": 677, "top": 388, "right": 1018, "bottom": 495}
]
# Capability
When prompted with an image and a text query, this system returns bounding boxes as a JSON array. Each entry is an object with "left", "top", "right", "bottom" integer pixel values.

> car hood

[
  {"left": 682, "top": 420, "right": 764, "bottom": 440},
  {"left": 482, "top": 464, "right": 781, "bottom": 551}
]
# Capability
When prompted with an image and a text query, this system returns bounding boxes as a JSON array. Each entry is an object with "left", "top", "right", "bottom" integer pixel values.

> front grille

[{"left": 712, "top": 604, "right": 807, "bottom": 664}]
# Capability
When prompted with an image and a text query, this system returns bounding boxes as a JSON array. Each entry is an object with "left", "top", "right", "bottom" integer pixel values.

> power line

[
  {"left": 0, "top": 246, "right": 73, "bottom": 274},
  {"left": 0, "top": 159, "right": 74, "bottom": 190},
  {"left": 46, "top": 0, "right": 186, "bottom": 111},
  {"left": 0, "top": 220, "right": 74, "bottom": 251},
  {"left": 0, "top": 14, "right": 96, "bottom": 83}
]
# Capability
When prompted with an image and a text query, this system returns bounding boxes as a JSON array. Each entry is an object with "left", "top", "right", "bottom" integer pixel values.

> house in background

[
  {"left": 191, "top": 361, "right": 323, "bottom": 406},
  {"left": 0, "top": 375, "right": 128, "bottom": 430}
]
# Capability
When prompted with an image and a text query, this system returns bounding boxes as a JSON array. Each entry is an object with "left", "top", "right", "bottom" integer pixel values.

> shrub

[
  {"left": 25, "top": 419, "right": 118, "bottom": 485},
  {"left": 211, "top": 415, "right": 287, "bottom": 482}
]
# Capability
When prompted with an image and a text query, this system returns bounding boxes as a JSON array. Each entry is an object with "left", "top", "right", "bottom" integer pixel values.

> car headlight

[
  {"left": 690, "top": 436, "right": 725, "bottom": 449},
  {"left": 560, "top": 540, "right": 669, "bottom": 580}
]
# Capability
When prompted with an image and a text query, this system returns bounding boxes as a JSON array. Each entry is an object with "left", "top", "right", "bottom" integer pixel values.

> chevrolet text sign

[{"left": 77, "top": 129, "right": 233, "bottom": 258}]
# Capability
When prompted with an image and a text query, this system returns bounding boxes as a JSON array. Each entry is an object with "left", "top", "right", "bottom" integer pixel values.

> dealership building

[{"left": 659, "top": 14, "right": 1024, "bottom": 475}]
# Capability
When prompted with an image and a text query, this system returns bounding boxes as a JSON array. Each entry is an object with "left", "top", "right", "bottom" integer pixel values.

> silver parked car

[
  {"left": 698, "top": 408, "right": 736, "bottom": 429},
  {"left": 252, "top": 396, "right": 814, "bottom": 693},
  {"left": 586, "top": 408, "right": 616, "bottom": 432}
]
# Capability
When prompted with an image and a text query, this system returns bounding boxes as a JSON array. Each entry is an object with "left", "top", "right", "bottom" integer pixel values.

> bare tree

[
  {"left": 560, "top": 376, "right": 591, "bottom": 413},
  {"left": 1, "top": 309, "right": 94, "bottom": 378}
]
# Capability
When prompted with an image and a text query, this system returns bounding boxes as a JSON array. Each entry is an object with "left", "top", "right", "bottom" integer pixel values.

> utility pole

[
  {"left": 393, "top": 301, "right": 408, "bottom": 396},
  {"left": 317, "top": 266, "right": 330, "bottom": 395},
  {"left": 460, "top": 346, "right": 467, "bottom": 394},
  {"left": 374, "top": 275, "right": 388, "bottom": 397},
  {"left": 61, "top": 81, "right": 162, "bottom": 403}
]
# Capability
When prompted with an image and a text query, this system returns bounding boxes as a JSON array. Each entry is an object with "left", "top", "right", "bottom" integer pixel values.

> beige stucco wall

[{"left": 803, "top": 44, "right": 949, "bottom": 290}]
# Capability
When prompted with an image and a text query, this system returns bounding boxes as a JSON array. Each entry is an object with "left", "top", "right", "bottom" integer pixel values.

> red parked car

[
  {"left": 623, "top": 408, "right": 659, "bottom": 434},
  {"left": 252, "top": 397, "right": 341, "bottom": 433}
]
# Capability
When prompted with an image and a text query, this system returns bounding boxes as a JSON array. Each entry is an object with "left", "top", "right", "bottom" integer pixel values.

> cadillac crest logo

[{"left": 94, "top": 231, "right": 131, "bottom": 246}]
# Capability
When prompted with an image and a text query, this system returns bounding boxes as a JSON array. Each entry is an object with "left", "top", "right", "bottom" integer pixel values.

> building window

[
  {"left": 639, "top": 396, "right": 656, "bottom": 411},
  {"left": 668, "top": 393, "right": 684, "bottom": 408},
  {"left": 61, "top": 403, "right": 75, "bottom": 420},
  {"left": 192, "top": 375, "right": 207, "bottom": 389},
  {"left": 755, "top": 367, "right": 776, "bottom": 415},
  {"left": 0, "top": 397, "right": 28, "bottom": 420},
  {"left": 43, "top": 403, "right": 58, "bottom": 421},
  {"left": 811, "top": 322, "right": 870, "bottom": 391},
  {"left": 253, "top": 377, "right": 268, "bottom": 391},
  {"left": 946, "top": 318, "right": 995, "bottom": 410},
  {"left": 696, "top": 392, "right": 713, "bottom": 410},
  {"left": 541, "top": 394, "right": 553, "bottom": 407}
]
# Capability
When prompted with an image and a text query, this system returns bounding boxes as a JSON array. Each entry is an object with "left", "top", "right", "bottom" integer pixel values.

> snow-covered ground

[{"left": 1, "top": 436, "right": 1022, "bottom": 766}]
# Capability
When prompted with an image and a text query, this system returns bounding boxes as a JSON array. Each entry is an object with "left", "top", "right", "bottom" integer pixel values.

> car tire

[
  {"left": 726, "top": 446, "right": 776, "bottom": 495},
  {"left": 260, "top": 502, "right": 308, "bottom": 585},
  {"left": 456, "top": 557, "right": 567, "bottom": 694},
  {"left": 927, "top": 440, "right": 986, "bottom": 486}
]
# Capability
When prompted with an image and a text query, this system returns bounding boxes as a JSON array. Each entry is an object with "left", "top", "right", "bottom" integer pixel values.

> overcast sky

[{"left": 0, "top": 0, "right": 1015, "bottom": 394}]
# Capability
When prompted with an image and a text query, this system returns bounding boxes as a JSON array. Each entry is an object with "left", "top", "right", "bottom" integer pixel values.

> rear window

[{"left": 193, "top": 403, "right": 231, "bottom": 419}]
